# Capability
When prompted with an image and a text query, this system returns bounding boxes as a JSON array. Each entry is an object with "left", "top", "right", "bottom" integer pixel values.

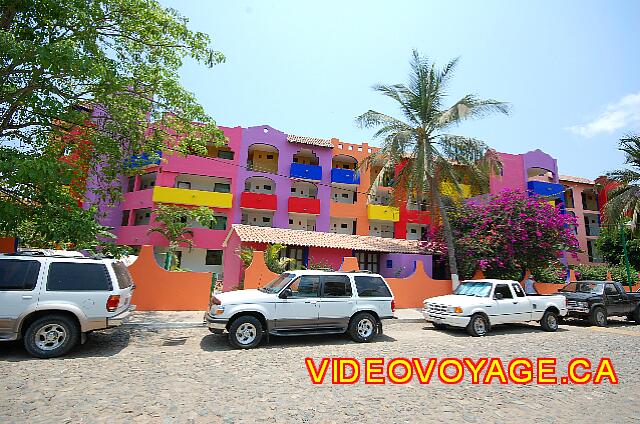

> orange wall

[{"left": 128, "top": 245, "right": 213, "bottom": 310}]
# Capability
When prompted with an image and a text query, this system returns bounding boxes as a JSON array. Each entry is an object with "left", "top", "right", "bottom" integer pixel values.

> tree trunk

[{"left": 434, "top": 189, "right": 460, "bottom": 290}]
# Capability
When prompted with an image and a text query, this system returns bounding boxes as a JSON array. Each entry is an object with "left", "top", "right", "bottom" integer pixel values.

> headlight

[
  {"left": 578, "top": 301, "right": 588, "bottom": 308},
  {"left": 214, "top": 305, "right": 226, "bottom": 315},
  {"left": 448, "top": 306, "right": 463, "bottom": 314}
]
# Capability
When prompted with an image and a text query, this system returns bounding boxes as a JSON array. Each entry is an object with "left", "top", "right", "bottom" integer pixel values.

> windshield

[
  {"left": 560, "top": 282, "right": 604, "bottom": 295},
  {"left": 259, "top": 273, "right": 295, "bottom": 294},
  {"left": 454, "top": 281, "right": 493, "bottom": 297}
]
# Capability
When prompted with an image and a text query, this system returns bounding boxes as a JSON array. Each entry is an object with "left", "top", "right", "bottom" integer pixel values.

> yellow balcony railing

[
  {"left": 440, "top": 181, "right": 472, "bottom": 200},
  {"left": 367, "top": 204, "right": 400, "bottom": 222},
  {"left": 152, "top": 186, "right": 233, "bottom": 208}
]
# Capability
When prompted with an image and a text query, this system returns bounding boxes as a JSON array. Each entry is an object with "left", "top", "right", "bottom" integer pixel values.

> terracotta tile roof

[
  {"left": 225, "top": 224, "right": 430, "bottom": 254},
  {"left": 287, "top": 134, "right": 334, "bottom": 148},
  {"left": 559, "top": 175, "right": 595, "bottom": 185}
]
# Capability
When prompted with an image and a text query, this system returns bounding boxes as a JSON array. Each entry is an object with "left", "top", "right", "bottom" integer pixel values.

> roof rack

[
  {"left": 3, "top": 250, "right": 99, "bottom": 259},
  {"left": 345, "top": 270, "right": 375, "bottom": 274}
]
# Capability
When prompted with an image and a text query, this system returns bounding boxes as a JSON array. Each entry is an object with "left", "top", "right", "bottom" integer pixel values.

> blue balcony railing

[
  {"left": 527, "top": 181, "right": 564, "bottom": 199},
  {"left": 331, "top": 168, "right": 360, "bottom": 185},
  {"left": 125, "top": 150, "right": 162, "bottom": 169},
  {"left": 290, "top": 163, "right": 322, "bottom": 181}
]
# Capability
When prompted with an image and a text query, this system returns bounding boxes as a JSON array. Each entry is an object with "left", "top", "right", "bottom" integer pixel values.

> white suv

[
  {"left": 0, "top": 251, "right": 136, "bottom": 358},
  {"left": 205, "top": 270, "right": 395, "bottom": 349}
]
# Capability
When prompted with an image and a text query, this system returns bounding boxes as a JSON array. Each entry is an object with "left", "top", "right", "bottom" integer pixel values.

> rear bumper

[
  {"left": 107, "top": 305, "right": 136, "bottom": 328},
  {"left": 205, "top": 312, "right": 228, "bottom": 334},
  {"left": 422, "top": 309, "right": 471, "bottom": 328}
]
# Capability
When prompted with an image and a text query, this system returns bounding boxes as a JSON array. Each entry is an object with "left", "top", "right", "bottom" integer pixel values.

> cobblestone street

[{"left": 1, "top": 318, "right": 639, "bottom": 423}]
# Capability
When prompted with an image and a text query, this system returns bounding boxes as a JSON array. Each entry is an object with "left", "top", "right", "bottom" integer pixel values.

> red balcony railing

[
  {"left": 288, "top": 196, "right": 321, "bottom": 215},
  {"left": 240, "top": 192, "right": 277, "bottom": 210}
]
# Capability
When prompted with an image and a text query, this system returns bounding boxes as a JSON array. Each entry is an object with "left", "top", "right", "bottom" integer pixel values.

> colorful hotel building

[{"left": 92, "top": 123, "right": 603, "bottom": 290}]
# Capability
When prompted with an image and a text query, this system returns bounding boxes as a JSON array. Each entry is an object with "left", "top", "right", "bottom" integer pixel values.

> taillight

[
  {"left": 391, "top": 299, "right": 396, "bottom": 312},
  {"left": 106, "top": 295, "right": 121, "bottom": 312}
]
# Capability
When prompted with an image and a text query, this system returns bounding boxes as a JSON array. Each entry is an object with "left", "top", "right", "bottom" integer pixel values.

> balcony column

[{"left": 316, "top": 149, "right": 333, "bottom": 232}]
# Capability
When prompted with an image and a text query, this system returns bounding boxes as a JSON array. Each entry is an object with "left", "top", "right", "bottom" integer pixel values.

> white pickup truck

[{"left": 423, "top": 279, "right": 568, "bottom": 336}]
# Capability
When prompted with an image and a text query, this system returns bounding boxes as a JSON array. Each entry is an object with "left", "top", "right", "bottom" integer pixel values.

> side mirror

[
  {"left": 494, "top": 293, "right": 504, "bottom": 300},
  {"left": 280, "top": 288, "right": 293, "bottom": 299}
]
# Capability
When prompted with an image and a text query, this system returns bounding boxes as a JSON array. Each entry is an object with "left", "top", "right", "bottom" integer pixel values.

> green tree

[
  {"left": 357, "top": 51, "right": 509, "bottom": 287},
  {"left": 595, "top": 223, "right": 640, "bottom": 269},
  {"left": 0, "top": 0, "right": 226, "bottom": 247},
  {"left": 237, "top": 244, "right": 299, "bottom": 274},
  {"left": 148, "top": 204, "right": 215, "bottom": 270},
  {"left": 604, "top": 134, "right": 640, "bottom": 233}
]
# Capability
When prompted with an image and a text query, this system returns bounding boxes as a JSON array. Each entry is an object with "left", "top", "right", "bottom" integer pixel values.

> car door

[
  {"left": 511, "top": 283, "right": 534, "bottom": 321},
  {"left": 274, "top": 275, "right": 320, "bottom": 330},
  {"left": 317, "top": 275, "right": 355, "bottom": 330},
  {"left": 0, "top": 258, "right": 43, "bottom": 338},
  {"left": 492, "top": 283, "right": 531, "bottom": 324},
  {"left": 604, "top": 283, "right": 626, "bottom": 315}
]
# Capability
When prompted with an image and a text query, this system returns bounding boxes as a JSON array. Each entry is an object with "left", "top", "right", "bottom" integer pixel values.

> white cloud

[{"left": 568, "top": 92, "right": 640, "bottom": 137}]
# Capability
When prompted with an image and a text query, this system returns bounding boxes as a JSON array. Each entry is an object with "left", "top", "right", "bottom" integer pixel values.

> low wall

[
  {"left": 128, "top": 245, "right": 212, "bottom": 311},
  {"left": 0, "top": 237, "right": 17, "bottom": 253}
]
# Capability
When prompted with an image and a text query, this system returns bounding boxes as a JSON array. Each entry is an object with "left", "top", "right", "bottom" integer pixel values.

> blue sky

[{"left": 161, "top": 0, "right": 639, "bottom": 179}]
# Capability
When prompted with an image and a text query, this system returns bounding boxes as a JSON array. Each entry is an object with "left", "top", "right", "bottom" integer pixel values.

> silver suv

[
  {"left": 0, "top": 251, "right": 136, "bottom": 358},
  {"left": 206, "top": 270, "right": 395, "bottom": 349}
]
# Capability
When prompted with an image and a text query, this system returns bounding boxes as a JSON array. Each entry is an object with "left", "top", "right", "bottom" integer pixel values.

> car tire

[
  {"left": 228, "top": 315, "right": 263, "bottom": 349},
  {"left": 466, "top": 314, "right": 489, "bottom": 337},
  {"left": 540, "top": 310, "right": 559, "bottom": 332},
  {"left": 23, "top": 314, "right": 80, "bottom": 359},
  {"left": 633, "top": 307, "right": 640, "bottom": 324},
  {"left": 348, "top": 312, "right": 377, "bottom": 343},
  {"left": 432, "top": 322, "right": 447, "bottom": 330},
  {"left": 589, "top": 306, "right": 607, "bottom": 327}
]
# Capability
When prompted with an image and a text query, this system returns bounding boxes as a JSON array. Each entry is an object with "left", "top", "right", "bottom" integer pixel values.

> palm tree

[
  {"left": 604, "top": 134, "right": 640, "bottom": 232},
  {"left": 357, "top": 50, "right": 509, "bottom": 288}
]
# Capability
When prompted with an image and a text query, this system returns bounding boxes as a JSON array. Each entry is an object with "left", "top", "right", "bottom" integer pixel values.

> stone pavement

[{"left": 1, "top": 318, "right": 639, "bottom": 423}]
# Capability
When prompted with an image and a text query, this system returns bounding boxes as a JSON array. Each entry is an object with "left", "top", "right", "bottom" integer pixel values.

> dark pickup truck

[{"left": 558, "top": 281, "right": 640, "bottom": 326}]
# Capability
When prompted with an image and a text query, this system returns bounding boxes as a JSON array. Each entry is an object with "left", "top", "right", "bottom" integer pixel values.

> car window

[
  {"left": 321, "top": 275, "right": 352, "bottom": 298},
  {"left": 512, "top": 283, "right": 525, "bottom": 297},
  {"left": 354, "top": 276, "right": 391, "bottom": 297},
  {"left": 0, "top": 259, "right": 40, "bottom": 291},
  {"left": 494, "top": 284, "right": 513, "bottom": 299},
  {"left": 47, "top": 262, "right": 112, "bottom": 291},
  {"left": 288, "top": 275, "right": 320, "bottom": 298},
  {"left": 604, "top": 284, "right": 618, "bottom": 296},
  {"left": 111, "top": 262, "right": 133, "bottom": 289}
]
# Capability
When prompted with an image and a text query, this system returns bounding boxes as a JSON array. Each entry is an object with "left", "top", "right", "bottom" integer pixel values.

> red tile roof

[
  {"left": 287, "top": 134, "right": 334, "bottom": 148},
  {"left": 224, "top": 224, "right": 430, "bottom": 254}
]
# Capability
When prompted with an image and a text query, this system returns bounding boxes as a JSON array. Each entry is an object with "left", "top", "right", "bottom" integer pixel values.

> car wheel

[
  {"left": 466, "top": 314, "right": 489, "bottom": 337},
  {"left": 589, "top": 306, "right": 607, "bottom": 327},
  {"left": 432, "top": 323, "right": 447, "bottom": 330},
  {"left": 228, "top": 316, "right": 263, "bottom": 349},
  {"left": 633, "top": 307, "right": 640, "bottom": 324},
  {"left": 540, "top": 310, "right": 559, "bottom": 332},
  {"left": 348, "top": 312, "right": 377, "bottom": 343},
  {"left": 23, "top": 314, "right": 80, "bottom": 359}
]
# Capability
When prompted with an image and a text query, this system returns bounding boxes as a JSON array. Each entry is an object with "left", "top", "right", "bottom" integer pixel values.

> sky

[{"left": 160, "top": 0, "right": 640, "bottom": 179}]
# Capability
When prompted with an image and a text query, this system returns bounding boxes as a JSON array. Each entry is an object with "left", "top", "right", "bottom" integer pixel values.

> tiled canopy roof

[
  {"left": 559, "top": 175, "right": 595, "bottom": 185},
  {"left": 224, "top": 224, "right": 430, "bottom": 254},
  {"left": 287, "top": 134, "right": 334, "bottom": 148}
]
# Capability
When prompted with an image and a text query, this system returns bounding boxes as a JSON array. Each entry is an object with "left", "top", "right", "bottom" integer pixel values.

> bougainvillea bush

[{"left": 447, "top": 189, "right": 580, "bottom": 280}]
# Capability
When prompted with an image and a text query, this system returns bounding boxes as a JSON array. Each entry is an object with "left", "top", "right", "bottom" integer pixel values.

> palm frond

[{"left": 437, "top": 95, "right": 510, "bottom": 128}]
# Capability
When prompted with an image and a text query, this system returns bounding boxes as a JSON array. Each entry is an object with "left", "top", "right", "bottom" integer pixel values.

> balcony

[
  {"left": 290, "top": 163, "right": 322, "bottom": 181},
  {"left": 405, "top": 209, "right": 430, "bottom": 224},
  {"left": 367, "top": 204, "right": 400, "bottom": 222},
  {"left": 288, "top": 196, "right": 321, "bottom": 215},
  {"left": 527, "top": 181, "right": 564, "bottom": 199},
  {"left": 241, "top": 192, "right": 277, "bottom": 210},
  {"left": 331, "top": 168, "right": 360, "bottom": 185},
  {"left": 152, "top": 186, "right": 232, "bottom": 208},
  {"left": 125, "top": 150, "right": 162, "bottom": 169}
]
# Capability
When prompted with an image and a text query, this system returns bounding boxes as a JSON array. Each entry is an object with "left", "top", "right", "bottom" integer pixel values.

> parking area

[{"left": 1, "top": 317, "right": 639, "bottom": 423}]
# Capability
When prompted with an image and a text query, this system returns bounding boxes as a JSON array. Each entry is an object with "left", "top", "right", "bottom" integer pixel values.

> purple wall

[
  {"left": 379, "top": 253, "right": 433, "bottom": 278},
  {"left": 234, "top": 125, "right": 333, "bottom": 231},
  {"left": 522, "top": 149, "right": 559, "bottom": 183}
]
